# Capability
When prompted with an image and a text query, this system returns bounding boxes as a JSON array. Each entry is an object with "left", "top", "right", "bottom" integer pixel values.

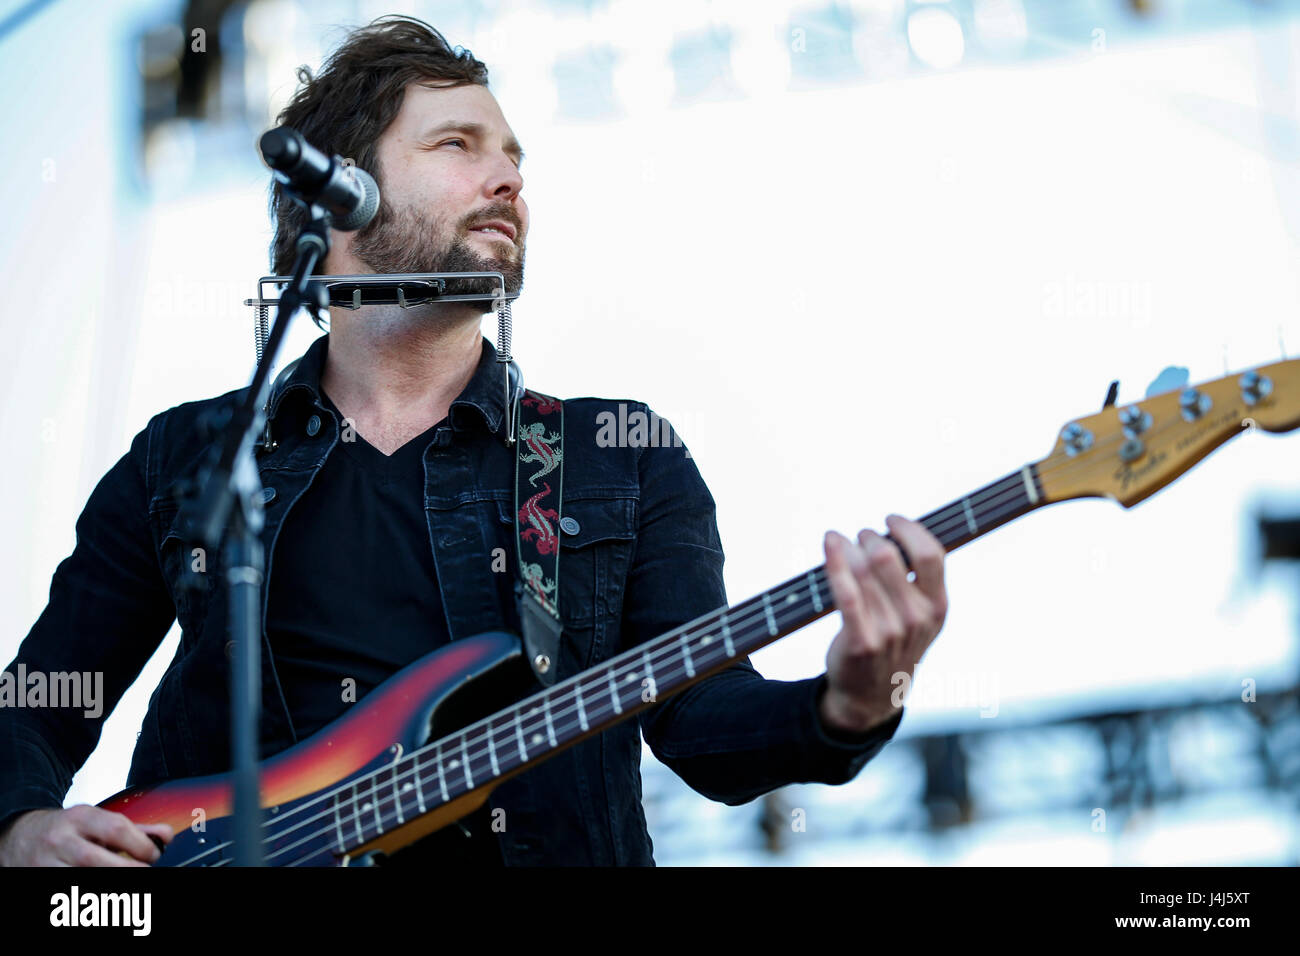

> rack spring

[{"left": 498, "top": 296, "right": 517, "bottom": 445}]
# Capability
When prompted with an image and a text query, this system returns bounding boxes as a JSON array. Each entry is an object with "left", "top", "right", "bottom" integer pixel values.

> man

[{"left": 0, "top": 16, "right": 948, "bottom": 866}]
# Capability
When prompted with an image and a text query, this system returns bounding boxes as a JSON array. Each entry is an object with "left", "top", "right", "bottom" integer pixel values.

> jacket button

[
  {"left": 559, "top": 516, "right": 580, "bottom": 535},
  {"left": 306, "top": 414, "right": 321, "bottom": 437},
  {"left": 261, "top": 487, "right": 276, "bottom": 504}
]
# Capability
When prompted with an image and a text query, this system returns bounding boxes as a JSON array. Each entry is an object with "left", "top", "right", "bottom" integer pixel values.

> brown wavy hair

[{"left": 267, "top": 15, "right": 489, "bottom": 327}]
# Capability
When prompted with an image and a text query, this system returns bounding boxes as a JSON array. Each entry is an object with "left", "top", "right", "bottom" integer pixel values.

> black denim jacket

[{"left": 0, "top": 332, "right": 903, "bottom": 865}]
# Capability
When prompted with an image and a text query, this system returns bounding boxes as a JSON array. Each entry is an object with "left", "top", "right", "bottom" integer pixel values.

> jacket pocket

[
  {"left": 484, "top": 492, "right": 638, "bottom": 673},
  {"left": 552, "top": 494, "right": 636, "bottom": 667}
]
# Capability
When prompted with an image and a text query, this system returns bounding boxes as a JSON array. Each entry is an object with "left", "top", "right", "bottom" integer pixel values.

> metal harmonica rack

[{"left": 243, "top": 271, "right": 523, "bottom": 448}]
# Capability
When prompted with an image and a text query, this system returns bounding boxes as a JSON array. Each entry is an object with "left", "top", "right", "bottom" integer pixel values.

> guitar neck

[
  {"left": 914, "top": 464, "right": 1044, "bottom": 551},
  {"left": 341, "top": 464, "right": 1045, "bottom": 842}
]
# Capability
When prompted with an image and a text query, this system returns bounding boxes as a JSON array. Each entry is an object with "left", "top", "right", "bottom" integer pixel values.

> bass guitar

[{"left": 101, "top": 358, "right": 1300, "bottom": 864}]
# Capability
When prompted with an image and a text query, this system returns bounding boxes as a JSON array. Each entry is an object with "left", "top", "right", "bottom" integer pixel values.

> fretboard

[{"left": 325, "top": 464, "right": 1044, "bottom": 853}]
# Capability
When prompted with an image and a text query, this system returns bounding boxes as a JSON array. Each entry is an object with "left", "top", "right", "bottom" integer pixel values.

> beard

[{"left": 346, "top": 196, "right": 525, "bottom": 306}]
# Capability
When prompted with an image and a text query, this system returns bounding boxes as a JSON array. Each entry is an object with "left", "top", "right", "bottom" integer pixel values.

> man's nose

[{"left": 486, "top": 156, "right": 523, "bottom": 204}]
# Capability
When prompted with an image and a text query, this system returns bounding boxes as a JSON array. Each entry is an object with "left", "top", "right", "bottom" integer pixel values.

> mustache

[
  {"left": 463, "top": 207, "right": 522, "bottom": 238},
  {"left": 347, "top": 195, "right": 526, "bottom": 296}
]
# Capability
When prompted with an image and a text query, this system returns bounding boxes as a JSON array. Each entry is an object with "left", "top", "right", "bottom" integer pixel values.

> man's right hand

[{"left": 0, "top": 806, "right": 174, "bottom": 866}]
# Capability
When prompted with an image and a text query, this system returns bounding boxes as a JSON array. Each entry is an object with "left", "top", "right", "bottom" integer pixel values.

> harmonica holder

[{"left": 244, "top": 272, "right": 523, "bottom": 448}]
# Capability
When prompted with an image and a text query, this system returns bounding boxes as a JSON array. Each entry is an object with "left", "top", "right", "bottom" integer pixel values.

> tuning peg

[
  {"left": 1101, "top": 380, "right": 1119, "bottom": 410},
  {"left": 1144, "top": 365, "right": 1189, "bottom": 399}
]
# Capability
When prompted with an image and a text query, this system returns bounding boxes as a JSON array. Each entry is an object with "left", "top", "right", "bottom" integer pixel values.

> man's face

[{"left": 347, "top": 81, "right": 528, "bottom": 302}]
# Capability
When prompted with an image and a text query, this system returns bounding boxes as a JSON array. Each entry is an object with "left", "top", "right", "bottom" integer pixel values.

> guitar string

[
  {"left": 185, "top": 464, "right": 1061, "bottom": 869},
  {"left": 170, "top": 428, "right": 1125, "bottom": 864},
  {"left": 172, "top": 457, "right": 1113, "bottom": 862},
  {"left": 256, "top": 480, "right": 1045, "bottom": 863},
  {"left": 261, "top": 393, "right": 1254, "bottom": 861},
  {"left": 172, "top": 400, "right": 1241, "bottom": 864},
  {"left": 242, "top": 581, "right": 884, "bottom": 866},
  {"left": 918, "top": 395, "right": 1256, "bottom": 540},
  {"left": 173, "top": 569, "right": 843, "bottom": 865}
]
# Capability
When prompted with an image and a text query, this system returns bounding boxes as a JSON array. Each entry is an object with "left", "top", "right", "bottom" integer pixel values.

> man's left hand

[{"left": 818, "top": 515, "right": 949, "bottom": 735}]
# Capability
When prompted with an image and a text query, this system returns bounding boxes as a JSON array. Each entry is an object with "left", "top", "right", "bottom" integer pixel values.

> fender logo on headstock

[{"left": 1113, "top": 448, "right": 1167, "bottom": 493}]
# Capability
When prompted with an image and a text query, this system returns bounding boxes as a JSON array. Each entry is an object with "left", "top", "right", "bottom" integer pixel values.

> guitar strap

[{"left": 513, "top": 389, "right": 565, "bottom": 687}]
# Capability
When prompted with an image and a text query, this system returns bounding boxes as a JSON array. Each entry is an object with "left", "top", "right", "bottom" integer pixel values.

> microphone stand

[{"left": 175, "top": 204, "right": 332, "bottom": 866}]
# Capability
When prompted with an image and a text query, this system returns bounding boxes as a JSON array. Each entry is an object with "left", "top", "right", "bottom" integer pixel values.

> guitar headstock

[{"left": 1035, "top": 358, "right": 1300, "bottom": 508}]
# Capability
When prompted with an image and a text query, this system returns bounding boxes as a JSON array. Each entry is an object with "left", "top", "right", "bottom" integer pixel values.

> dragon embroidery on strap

[
  {"left": 521, "top": 561, "right": 558, "bottom": 614},
  {"left": 522, "top": 393, "right": 562, "bottom": 416},
  {"left": 519, "top": 421, "right": 562, "bottom": 486},
  {"left": 519, "top": 482, "right": 560, "bottom": 555}
]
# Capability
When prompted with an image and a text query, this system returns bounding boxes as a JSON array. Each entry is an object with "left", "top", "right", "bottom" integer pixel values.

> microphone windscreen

[{"left": 333, "top": 167, "right": 380, "bottom": 232}]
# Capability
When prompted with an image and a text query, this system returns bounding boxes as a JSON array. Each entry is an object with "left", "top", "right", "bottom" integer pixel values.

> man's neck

[{"left": 318, "top": 305, "right": 485, "bottom": 448}]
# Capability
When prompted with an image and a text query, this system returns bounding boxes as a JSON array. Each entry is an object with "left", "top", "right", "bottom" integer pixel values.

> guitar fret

[
  {"left": 351, "top": 784, "right": 363, "bottom": 845},
  {"left": 436, "top": 747, "right": 449, "bottom": 802},
  {"left": 681, "top": 632, "right": 695, "bottom": 678},
  {"left": 544, "top": 695, "right": 558, "bottom": 746},
  {"left": 460, "top": 734, "right": 473, "bottom": 790},
  {"left": 333, "top": 792, "right": 345, "bottom": 852},
  {"left": 962, "top": 497, "right": 978, "bottom": 536},
  {"left": 514, "top": 711, "right": 528, "bottom": 762},
  {"left": 369, "top": 777, "right": 382, "bottom": 834},
  {"left": 721, "top": 613, "right": 734, "bottom": 657},
  {"left": 413, "top": 750, "right": 426, "bottom": 814},
  {"left": 487, "top": 723, "right": 500, "bottom": 777},
  {"left": 527, "top": 705, "right": 544, "bottom": 751},
  {"left": 391, "top": 760, "right": 404, "bottom": 825},
  {"left": 576, "top": 682, "right": 588, "bottom": 732},
  {"left": 608, "top": 668, "right": 623, "bottom": 714},
  {"left": 762, "top": 592, "right": 777, "bottom": 636},
  {"left": 642, "top": 648, "right": 656, "bottom": 702},
  {"left": 808, "top": 571, "right": 823, "bottom": 612}
]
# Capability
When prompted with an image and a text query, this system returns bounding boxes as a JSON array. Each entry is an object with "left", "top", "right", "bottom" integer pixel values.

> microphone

[{"left": 259, "top": 126, "right": 380, "bottom": 231}]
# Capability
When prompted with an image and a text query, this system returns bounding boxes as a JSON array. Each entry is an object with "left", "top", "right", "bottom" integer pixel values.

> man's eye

[{"left": 441, "top": 139, "right": 467, "bottom": 149}]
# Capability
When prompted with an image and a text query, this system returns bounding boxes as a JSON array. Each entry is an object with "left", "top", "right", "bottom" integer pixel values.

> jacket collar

[{"left": 266, "top": 332, "right": 517, "bottom": 441}]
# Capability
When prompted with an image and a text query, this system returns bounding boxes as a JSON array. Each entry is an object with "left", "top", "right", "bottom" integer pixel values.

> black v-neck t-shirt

[{"left": 265, "top": 388, "right": 503, "bottom": 866}]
